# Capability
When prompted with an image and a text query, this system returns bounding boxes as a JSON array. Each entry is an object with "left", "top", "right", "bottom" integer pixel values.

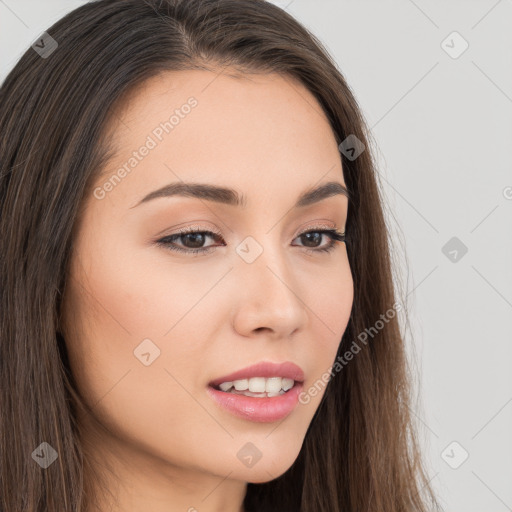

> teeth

[
  {"left": 217, "top": 376, "right": 295, "bottom": 393},
  {"left": 229, "top": 389, "right": 286, "bottom": 397},
  {"left": 219, "top": 381, "right": 233, "bottom": 392},
  {"left": 265, "top": 377, "right": 282, "bottom": 394},
  {"left": 248, "top": 377, "right": 266, "bottom": 392},
  {"left": 234, "top": 379, "right": 249, "bottom": 391},
  {"left": 281, "top": 378, "right": 295, "bottom": 391}
]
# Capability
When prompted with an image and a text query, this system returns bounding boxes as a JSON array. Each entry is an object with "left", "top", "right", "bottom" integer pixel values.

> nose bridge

[{"left": 232, "top": 231, "right": 307, "bottom": 335}]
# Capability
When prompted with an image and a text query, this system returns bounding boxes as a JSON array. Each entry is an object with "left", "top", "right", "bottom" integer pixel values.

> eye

[
  {"left": 293, "top": 228, "right": 346, "bottom": 254},
  {"left": 154, "top": 226, "right": 346, "bottom": 256},
  {"left": 155, "top": 227, "right": 224, "bottom": 256}
]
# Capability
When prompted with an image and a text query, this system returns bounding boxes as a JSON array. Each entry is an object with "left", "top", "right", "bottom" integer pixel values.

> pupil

[
  {"left": 184, "top": 233, "right": 204, "bottom": 248},
  {"left": 303, "top": 232, "right": 321, "bottom": 247}
]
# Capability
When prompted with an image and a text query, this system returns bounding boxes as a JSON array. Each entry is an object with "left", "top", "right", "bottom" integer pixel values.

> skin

[{"left": 61, "top": 68, "right": 353, "bottom": 512}]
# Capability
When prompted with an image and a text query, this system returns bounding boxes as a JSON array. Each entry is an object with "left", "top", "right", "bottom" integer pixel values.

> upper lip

[{"left": 208, "top": 361, "right": 305, "bottom": 388}]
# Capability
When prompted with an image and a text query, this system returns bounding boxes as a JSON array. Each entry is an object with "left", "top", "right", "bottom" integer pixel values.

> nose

[{"left": 231, "top": 244, "right": 309, "bottom": 340}]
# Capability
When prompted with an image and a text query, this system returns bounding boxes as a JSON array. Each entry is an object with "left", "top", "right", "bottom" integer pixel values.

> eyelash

[{"left": 155, "top": 226, "right": 347, "bottom": 256}]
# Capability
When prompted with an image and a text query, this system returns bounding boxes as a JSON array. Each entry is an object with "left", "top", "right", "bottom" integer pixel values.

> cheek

[
  {"left": 62, "top": 252, "right": 216, "bottom": 469},
  {"left": 298, "top": 257, "right": 353, "bottom": 404},
  {"left": 306, "top": 255, "right": 353, "bottom": 346},
  {"left": 61, "top": 226, "right": 190, "bottom": 406}
]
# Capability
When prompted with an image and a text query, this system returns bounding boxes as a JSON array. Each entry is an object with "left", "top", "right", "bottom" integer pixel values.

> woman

[{"left": 0, "top": 0, "right": 441, "bottom": 511}]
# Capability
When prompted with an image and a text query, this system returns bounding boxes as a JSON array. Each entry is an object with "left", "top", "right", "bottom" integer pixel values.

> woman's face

[{"left": 62, "top": 68, "right": 353, "bottom": 504}]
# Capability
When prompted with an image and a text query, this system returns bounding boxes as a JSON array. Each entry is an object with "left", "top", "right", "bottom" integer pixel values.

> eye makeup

[{"left": 153, "top": 224, "right": 347, "bottom": 257}]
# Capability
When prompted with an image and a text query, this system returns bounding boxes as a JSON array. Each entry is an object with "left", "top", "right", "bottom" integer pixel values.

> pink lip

[
  {"left": 206, "top": 381, "right": 304, "bottom": 423},
  {"left": 206, "top": 361, "right": 305, "bottom": 423},
  {"left": 208, "top": 361, "right": 304, "bottom": 388}
]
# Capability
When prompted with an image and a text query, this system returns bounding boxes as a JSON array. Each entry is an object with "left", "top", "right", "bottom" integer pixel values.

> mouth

[
  {"left": 206, "top": 361, "right": 305, "bottom": 422},
  {"left": 207, "top": 360, "right": 305, "bottom": 397},
  {"left": 209, "top": 376, "right": 302, "bottom": 398}
]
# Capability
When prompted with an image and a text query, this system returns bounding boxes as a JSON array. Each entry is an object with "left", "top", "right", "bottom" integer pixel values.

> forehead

[{"left": 94, "top": 68, "right": 345, "bottom": 209}]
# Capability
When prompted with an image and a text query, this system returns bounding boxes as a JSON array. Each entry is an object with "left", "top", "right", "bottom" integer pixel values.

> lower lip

[{"left": 206, "top": 382, "right": 304, "bottom": 423}]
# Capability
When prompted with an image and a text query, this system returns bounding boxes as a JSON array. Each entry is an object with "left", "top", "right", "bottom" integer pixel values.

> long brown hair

[{"left": 0, "top": 1, "right": 441, "bottom": 510}]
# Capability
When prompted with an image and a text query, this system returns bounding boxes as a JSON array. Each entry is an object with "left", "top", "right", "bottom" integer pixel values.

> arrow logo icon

[
  {"left": 31, "top": 442, "right": 58, "bottom": 468},
  {"left": 442, "top": 237, "right": 468, "bottom": 263},
  {"left": 338, "top": 134, "right": 365, "bottom": 161},
  {"left": 134, "top": 339, "right": 161, "bottom": 366},
  {"left": 237, "top": 442, "right": 262, "bottom": 468}
]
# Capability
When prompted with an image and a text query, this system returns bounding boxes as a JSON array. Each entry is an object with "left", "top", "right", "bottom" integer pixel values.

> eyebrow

[{"left": 130, "top": 180, "right": 350, "bottom": 209}]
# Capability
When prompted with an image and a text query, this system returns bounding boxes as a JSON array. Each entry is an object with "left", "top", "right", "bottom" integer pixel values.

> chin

[{"left": 240, "top": 455, "right": 299, "bottom": 484}]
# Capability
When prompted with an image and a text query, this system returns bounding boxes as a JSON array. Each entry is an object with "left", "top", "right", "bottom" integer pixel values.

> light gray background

[{"left": 1, "top": 1, "right": 511, "bottom": 510}]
